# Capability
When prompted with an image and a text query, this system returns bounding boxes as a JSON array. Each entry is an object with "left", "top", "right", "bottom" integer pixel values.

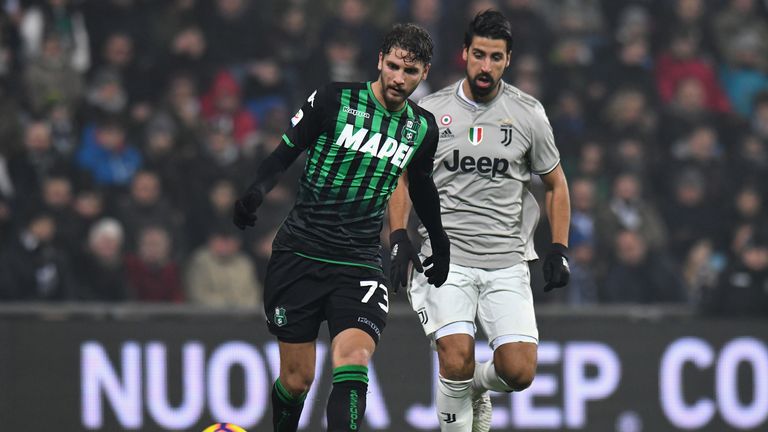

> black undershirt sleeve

[
  {"left": 243, "top": 141, "right": 304, "bottom": 204},
  {"left": 407, "top": 121, "right": 449, "bottom": 253}
]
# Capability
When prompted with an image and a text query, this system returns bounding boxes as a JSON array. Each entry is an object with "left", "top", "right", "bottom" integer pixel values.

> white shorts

[{"left": 408, "top": 261, "right": 539, "bottom": 348}]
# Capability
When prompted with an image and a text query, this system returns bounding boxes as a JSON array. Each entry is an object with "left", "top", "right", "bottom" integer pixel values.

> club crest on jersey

[
  {"left": 274, "top": 307, "right": 287, "bottom": 327},
  {"left": 468, "top": 126, "right": 483, "bottom": 146},
  {"left": 403, "top": 119, "right": 419, "bottom": 144},
  {"left": 500, "top": 124, "right": 514, "bottom": 146}
]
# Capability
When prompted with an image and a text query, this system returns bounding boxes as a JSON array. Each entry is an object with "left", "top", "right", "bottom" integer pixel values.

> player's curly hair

[
  {"left": 380, "top": 23, "right": 433, "bottom": 65},
  {"left": 465, "top": 10, "right": 514, "bottom": 52}
]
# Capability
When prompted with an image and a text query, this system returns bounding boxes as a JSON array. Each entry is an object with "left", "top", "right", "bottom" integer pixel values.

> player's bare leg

[
  {"left": 435, "top": 333, "right": 475, "bottom": 431},
  {"left": 471, "top": 342, "right": 536, "bottom": 432},
  {"left": 274, "top": 341, "right": 316, "bottom": 432},
  {"left": 327, "top": 328, "right": 377, "bottom": 431},
  {"left": 472, "top": 341, "right": 536, "bottom": 393}
]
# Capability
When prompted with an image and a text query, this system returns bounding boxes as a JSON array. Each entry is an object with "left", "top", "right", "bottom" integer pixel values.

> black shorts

[{"left": 263, "top": 251, "right": 389, "bottom": 344}]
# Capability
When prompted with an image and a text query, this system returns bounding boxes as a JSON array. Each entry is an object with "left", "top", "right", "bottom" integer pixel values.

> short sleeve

[
  {"left": 529, "top": 101, "right": 560, "bottom": 175},
  {"left": 282, "top": 84, "right": 332, "bottom": 151}
]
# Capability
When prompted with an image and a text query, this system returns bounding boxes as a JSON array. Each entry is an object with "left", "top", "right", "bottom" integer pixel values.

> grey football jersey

[{"left": 417, "top": 80, "right": 560, "bottom": 269}]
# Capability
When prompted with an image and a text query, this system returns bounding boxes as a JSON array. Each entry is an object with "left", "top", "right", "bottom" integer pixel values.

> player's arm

[
  {"left": 387, "top": 173, "right": 421, "bottom": 292},
  {"left": 530, "top": 99, "right": 571, "bottom": 291},
  {"left": 540, "top": 163, "right": 571, "bottom": 291},
  {"left": 233, "top": 86, "right": 326, "bottom": 229},
  {"left": 541, "top": 164, "right": 570, "bottom": 247},
  {"left": 403, "top": 126, "right": 450, "bottom": 288}
]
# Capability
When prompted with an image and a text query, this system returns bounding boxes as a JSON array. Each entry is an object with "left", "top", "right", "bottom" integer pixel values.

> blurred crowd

[{"left": 0, "top": 0, "right": 766, "bottom": 316}]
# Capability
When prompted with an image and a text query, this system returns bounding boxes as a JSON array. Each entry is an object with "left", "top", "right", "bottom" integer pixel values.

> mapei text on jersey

[{"left": 334, "top": 123, "right": 415, "bottom": 169}]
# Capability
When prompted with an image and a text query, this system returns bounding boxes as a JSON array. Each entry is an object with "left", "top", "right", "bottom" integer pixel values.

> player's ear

[
  {"left": 422, "top": 63, "right": 430, "bottom": 80},
  {"left": 377, "top": 52, "right": 383, "bottom": 71},
  {"left": 505, "top": 51, "right": 512, "bottom": 68},
  {"left": 462, "top": 46, "right": 468, "bottom": 62}
]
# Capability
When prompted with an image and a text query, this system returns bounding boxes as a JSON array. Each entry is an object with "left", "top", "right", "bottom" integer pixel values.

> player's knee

[
  {"left": 281, "top": 372, "right": 314, "bottom": 395},
  {"left": 438, "top": 350, "right": 474, "bottom": 380},
  {"left": 496, "top": 363, "right": 535, "bottom": 391},
  {"left": 334, "top": 346, "right": 373, "bottom": 367}
]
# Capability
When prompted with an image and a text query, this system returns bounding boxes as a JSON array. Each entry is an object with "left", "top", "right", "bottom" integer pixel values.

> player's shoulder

[
  {"left": 500, "top": 82, "right": 544, "bottom": 110},
  {"left": 327, "top": 81, "right": 367, "bottom": 92},
  {"left": 418, "top": 82, "right": 457, "bottom": 105},
  {"left": 500, "top": 82, "right": 549, "bottom": 123},
  {"left": 407, "top": 99, "right": 438, "bottom": 131}
]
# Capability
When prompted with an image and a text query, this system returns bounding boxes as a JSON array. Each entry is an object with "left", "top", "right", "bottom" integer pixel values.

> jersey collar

[
  {"left": 455, "top": 79, "right": 506, "bottom": 110},
  {"left": 367, "top": 81, "right": 408, "bottom": 116}
]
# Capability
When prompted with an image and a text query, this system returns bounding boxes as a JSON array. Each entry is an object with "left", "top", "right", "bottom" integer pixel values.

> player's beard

[{"left": 468, "top": 72, "right": 498, "bottom": 98}]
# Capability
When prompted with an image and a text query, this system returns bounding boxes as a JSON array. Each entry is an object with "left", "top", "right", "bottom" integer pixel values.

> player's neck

[
  {"left": 370, "top": 80, "right": 405, "bottom": 112},
  {"left": 461, "top": 78, "right": 501, "bottom": 104}
]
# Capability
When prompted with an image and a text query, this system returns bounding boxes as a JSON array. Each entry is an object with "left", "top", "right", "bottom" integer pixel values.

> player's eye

[
  {"left": 404, "top": 67, "right": 419, "bottom": 75},
  {"left": 492, "top": 54, "right": 503, "bottom": 61}
]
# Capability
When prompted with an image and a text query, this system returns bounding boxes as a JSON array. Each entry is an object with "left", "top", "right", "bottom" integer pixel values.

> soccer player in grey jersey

[{"left": 388, "top": 11, "right": 571, "bottom": 432}]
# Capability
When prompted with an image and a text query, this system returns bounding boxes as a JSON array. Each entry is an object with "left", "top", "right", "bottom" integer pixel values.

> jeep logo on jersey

[
  {"left": 443, "top": 149, "right": 509, "bottom": 177},
  {"left": 468, "top": 127, "right": 483, "bottom": 146},
  {"left": 334, "top": 123, "right": 415, "bottom": 168}
]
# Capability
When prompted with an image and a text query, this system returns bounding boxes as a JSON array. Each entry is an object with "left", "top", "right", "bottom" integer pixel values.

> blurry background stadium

[{"left": 0, "top": 0, "right": 767, "bottom": 430}]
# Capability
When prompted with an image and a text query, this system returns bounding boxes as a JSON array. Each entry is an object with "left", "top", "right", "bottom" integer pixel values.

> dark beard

[{"left": 468, "top": 74, "right": 497, "bottom": 98}]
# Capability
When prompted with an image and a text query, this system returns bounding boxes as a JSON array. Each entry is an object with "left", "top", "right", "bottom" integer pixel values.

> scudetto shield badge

[{"left": 468, "top": 126, "right": 483, "bottom": 146}]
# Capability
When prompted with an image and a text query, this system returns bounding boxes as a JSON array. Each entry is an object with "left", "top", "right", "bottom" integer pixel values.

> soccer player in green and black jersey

[{"left": 233, "top": 24, "right": 450, "bottom": 432}]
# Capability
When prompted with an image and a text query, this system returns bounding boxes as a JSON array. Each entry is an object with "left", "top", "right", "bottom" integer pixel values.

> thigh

[
  {"left": 264, "top": 252, "right": 328, "bottom": 343},
  {"left": 325, "top": 266, "right": 390, "bottom": 344},
  {"left": 476, "top": 262, "right": 539, "bottom": 345},
  {"left": 409, "top": 263, "right": 479, "bottom": 337}
]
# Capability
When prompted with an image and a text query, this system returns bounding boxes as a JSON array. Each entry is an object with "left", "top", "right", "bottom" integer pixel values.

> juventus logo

[
  {"left": 501, "top": 125, "right": 514, "bottom": 146},
  {"left": 441, "top": 412, "right": 457, "bottom": 423},
  {"left": 417, "top": 308, "right": 428, "bottom": 325}
]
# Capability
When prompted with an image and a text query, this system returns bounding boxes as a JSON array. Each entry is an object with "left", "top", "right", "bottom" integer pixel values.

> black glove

[
  {"left": 389, "top": 229, "right": 423, "bottom": 293},
  {"left": 232, "top": 191, "right": 263, "bottom": 230},
  {"left": 542, "top": 243, "right": 570, "bottom": 292},
  {"left": 423, "top": 232, "right": 450, "bottom": 287}
]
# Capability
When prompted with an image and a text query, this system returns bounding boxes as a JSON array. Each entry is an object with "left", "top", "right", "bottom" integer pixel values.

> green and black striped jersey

[{"left": 272, "top": 81, "right": 439, "bottom": 270}]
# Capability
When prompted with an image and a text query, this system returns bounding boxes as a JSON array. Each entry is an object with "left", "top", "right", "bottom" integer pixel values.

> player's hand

[
  {"left": 542, "top": 243, "right": 570, "bottom": 292},
  {"left": 232, "top": 192, "right": 263, "bottom": 230},
  {"left": 389, "top": 229, "right": 423, "bottom": 293},
  {"left": 423, "top": 232, "right": 450, "bottom": 287}
]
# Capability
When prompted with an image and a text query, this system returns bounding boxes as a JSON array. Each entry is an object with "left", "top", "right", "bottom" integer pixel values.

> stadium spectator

[
  {"left": 22, "top": 32, "right": 83, "bottom": 116},
  {"left": 124, "top": 225, "right": 184, "bottom": 302},
  {"left": 74, "top": 217, "right": 128, "bottom": 301},
  {"left": 115, "top": 170, "right": 181, "bottom": 253},
  {"left": 702, "top": 229, "right": 768, "bottom": 316},
  {"left": 602, "top": 230, "right": 686, "bottom": 303},
  {"left": 185, "top": 224, "right": 260, "bottom": 309},
  {"left": 7, "top": 120, "right": 68, "bottom": 205},
  {"left": 0, "top": 209, "right": 73, "bottom": 301},
  {"left": 595, "top": 172, "right": 668, "bottom": 256},
  {"left": 655, "top": 28, "right": 730, "bottom": 113},
  {"left": 19, "top": 0, "right": 90, "bottom": 73},
  {"left": 75, "top": 117, "right": 142, "bottom": 187}
]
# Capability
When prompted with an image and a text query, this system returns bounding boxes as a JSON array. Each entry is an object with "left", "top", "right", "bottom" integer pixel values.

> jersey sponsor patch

[
  {"left": 439, "top": 127, "right": 454, "bottom": 139},
  {"left": 290, "top": 108, "right": 304, "bottom": 126},
  {"left": 468, "top": 126, "right": 483, "bottom": 146}
]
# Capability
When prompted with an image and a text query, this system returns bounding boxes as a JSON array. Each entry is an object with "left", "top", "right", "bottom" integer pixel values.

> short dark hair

[
  {"left": 380, "top": 23, "right": 433, "bottom": 65},
  {"left": 464, "top": 10, "right": 513, "bottom": 52}
]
